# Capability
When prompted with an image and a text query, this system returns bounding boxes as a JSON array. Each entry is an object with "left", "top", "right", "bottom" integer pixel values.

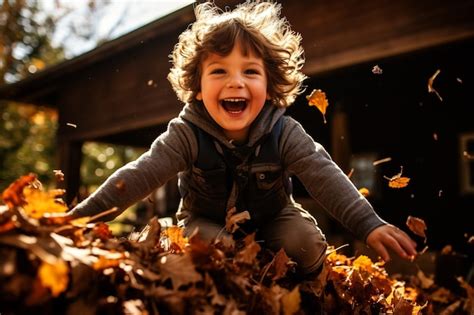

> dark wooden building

[{"left": 1, "top": 0, "right": 473, "bottom": 254}]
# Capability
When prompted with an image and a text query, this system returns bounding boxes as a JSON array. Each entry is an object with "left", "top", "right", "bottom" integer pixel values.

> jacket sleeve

[
  {"left": 280, "top": 116, "right": 386, "bottom": 242},
  {"left": 69, "top": 118, "right": 197, "bottom": 220}
]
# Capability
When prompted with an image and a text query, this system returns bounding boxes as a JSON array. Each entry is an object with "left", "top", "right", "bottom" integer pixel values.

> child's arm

[
  {"left": 69, "top": 118, "right": 196, "bottom": 221},
  {"left": 281, "top": 117, "right": 417, "bottom": 260}
]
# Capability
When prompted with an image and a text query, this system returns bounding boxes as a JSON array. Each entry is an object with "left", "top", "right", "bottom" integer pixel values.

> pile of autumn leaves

[{"left": 0, "top": 174, "right": 472, "bottom": 314}]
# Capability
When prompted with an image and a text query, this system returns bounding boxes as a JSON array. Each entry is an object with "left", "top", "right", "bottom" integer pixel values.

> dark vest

[{"left": 178, "top": 117, "right": 292, "bottom": 227}]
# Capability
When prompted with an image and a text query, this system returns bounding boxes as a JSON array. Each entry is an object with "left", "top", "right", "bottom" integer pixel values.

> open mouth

[{"left": 220, "top": 98, "right": 247, "bottom": 114}]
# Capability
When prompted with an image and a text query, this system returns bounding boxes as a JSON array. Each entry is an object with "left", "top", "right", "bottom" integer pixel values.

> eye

[
  {"left": 244, "top": 68, "right": 260, "bottom": 75},
  {"left": 210, "top": 68, "right": 225, "bottom": 74}
]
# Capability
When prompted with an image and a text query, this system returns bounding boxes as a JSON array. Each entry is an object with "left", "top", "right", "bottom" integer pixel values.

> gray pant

[{"left": 181, "top": 202, "right": 328, "bottom": 275}]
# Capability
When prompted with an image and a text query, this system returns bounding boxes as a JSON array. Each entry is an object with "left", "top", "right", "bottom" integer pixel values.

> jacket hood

[{"left": 179, "top": 102, "right": 286, "bottom": 149}]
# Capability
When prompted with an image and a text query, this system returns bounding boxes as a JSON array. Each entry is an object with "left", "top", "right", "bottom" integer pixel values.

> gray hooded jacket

[{"left": 70, "top": 102, "right": 386, "bottom": 241}]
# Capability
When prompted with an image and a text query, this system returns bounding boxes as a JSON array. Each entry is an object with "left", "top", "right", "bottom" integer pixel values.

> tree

[{"left": 0, "top": 0, "right": 128, "bottom": 192}]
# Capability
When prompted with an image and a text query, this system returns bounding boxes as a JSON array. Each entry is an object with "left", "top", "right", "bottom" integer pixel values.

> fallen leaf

[
  {"left": 159, "top": 253, "right": 202, "bottom": 289},
  {"left": 428, "top": 69, "right": 443, "bottom": 101},
  {"left": 358, "top": 187, "right": 370, "bottom": 197},
  {"left": 373, "top": 157, "right": 392, "bottom": 166},
  {"left": 272, "top": 248, "right": 291, "bottom": 281},
  {"left": 225, "top": 207, "right": 250, "bottom": 234},
  {"left": 23, "top": 187, "right": 67, "bottom": 219},
  {"left": 53, "top": 170, "right": 65, "bottom": 182},
  {"left": 163, "top": 226, "right": 188, "bottom": 252},
  {"left": 441, "top": 245, "right": 452, "bottom": 255},
  {"left": 38, "top": 260, "right": 69, "bottom": 297},
  {"left": 406, "top": 216, "right": 427, "bottom": 240},
  {"left": 417, "top": 269, "right": 434, "bottom": 289},
  {"left": 306, "top": 89, "right": 329, "bottom": 124},
  {"left": 281, "top": 285, "right": 301, "bottom": 315},
  {"left": 372, "top": 65, "right": 383, "bottom": 74},
  {"left": 235, "top": 233, "right": 261, "bottom": 265},
  {"left": 384, "top": 166, "right": 410, "bottom": 188},
  {"left": 1, "top": 173, "right": 37, "bottom": 208}
]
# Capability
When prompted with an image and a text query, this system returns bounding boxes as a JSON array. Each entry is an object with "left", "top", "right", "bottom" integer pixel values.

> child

[{"left": 69, "top": 1, "right": 417, "bottom": 276}]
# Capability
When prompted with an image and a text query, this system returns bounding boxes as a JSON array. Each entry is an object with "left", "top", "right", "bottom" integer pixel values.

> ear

[
  {"left": 266, "top": 92, "right": 271, "bottom": 100},
  {"left": 196, "top": 92, "right": 202, "bottom": 101}
]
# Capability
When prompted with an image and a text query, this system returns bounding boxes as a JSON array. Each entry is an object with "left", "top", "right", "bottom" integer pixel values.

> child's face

[{"left": 196, "top": 42, "right": 269, "bottom": 142}]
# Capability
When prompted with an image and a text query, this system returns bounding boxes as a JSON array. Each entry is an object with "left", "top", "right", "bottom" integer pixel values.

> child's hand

[{"left": 366, "top": 224, "right": 418, "bottom": 262}]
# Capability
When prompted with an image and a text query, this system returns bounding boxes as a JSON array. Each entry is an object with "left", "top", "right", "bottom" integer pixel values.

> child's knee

[
  {"left": 274, "top": 229, "right": 328, "bottom": 275},
  {"left": 295, "top": 236, "right": 328, "bottom": 275}
]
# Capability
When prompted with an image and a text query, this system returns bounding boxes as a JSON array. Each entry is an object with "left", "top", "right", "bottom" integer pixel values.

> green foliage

[
  {"left": 0, "top": 0, "right": 65, "bottom": 84},
  {"left": 80, "top": 142, "right": 144, "bottom": 187},
  {"left": 0, "top": 102, "right": 58, "bottom": 191}
]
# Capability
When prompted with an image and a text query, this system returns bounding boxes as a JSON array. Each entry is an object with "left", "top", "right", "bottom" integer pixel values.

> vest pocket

[{"left": 254, "top": 170, "right": 281, "bottom": 190}]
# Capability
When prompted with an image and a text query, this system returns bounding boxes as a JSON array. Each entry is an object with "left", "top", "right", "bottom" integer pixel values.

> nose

[{"left": 226, "top": 73, "right": 244, "bottom": 89}]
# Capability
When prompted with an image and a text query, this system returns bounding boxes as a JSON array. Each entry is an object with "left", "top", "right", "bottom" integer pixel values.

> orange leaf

[
  {"left": 1, "top": 173, "right": 37, "bottom": 208},
  {"left": 38, "top": 260, "right": 69, "bottom": 297},
  {"left": 358, "top": 187, "right": 370, "bottom": 197},
  {"left": 163, "top": 226, "right": 188, "bottom": 251},
  {"left": 406, "top": 216, "right": 427, "bottom": 240},
  {"left": 384, "top": 166, "right": 410, "bottom": 189},
  {"left": 306, "top": 89, "right": 329, "bottom": 124}
]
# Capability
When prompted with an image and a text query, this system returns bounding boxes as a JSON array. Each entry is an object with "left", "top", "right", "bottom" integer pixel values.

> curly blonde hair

[{"left": 167, "top": 1, "right": 306, "bottom": 107}]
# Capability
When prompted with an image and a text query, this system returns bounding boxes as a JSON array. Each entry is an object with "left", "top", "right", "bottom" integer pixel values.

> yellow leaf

[
  {"left": 306, "top": 89, "right": 329, "bottom": 124},
  {"left": 353, "top": 255, "right": 374, "bottom": 273},
  {"left": 38, "top": 260, "right": 69, "bottom": 297},
  {"left": 70, "top": 216, "right": 92, "bottom": 227},
  {"left": 281, "top": 285, "right": 301, "bottom": 315},
  {"left": 23, "top": 187, "right": 67, "bottom": 219},
  {"left": 359, "top": 187, "right": 370, "bottom": 197}
]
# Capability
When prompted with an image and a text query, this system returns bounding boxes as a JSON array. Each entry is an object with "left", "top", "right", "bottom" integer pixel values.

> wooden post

[{"left": 58, "top": 139, "right": 83, "bottom": 206}]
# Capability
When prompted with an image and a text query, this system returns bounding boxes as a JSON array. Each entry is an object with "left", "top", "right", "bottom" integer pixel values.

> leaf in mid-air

[{"left": 306, "top": 89, "right": 329, "bottom": 124}]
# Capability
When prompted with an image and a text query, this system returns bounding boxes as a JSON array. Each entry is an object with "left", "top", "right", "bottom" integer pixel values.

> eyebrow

[{"left": 204, "top": 60, "right": 264, "bottom": 68}]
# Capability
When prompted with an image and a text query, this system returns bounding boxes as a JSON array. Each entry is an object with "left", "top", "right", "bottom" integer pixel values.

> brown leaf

[
  {"left": 159, "top": 253, "right": 202, "bottom": 289},
  {"left": 417, "top": 269, "right": 434, "bottom": 289},
  {"left": 235, "top": 233, "right": 261, "bottom": 265},
  {"left": 53, "top": 170, "right": 65, "bottom": 182},
  {"left": 225, "top": 207, "right": 250, "bottom": 234},
  {"left": 306, "top": 89, "right": 329, "bottom": 123},
  {"left": 272, "top": 248, "right": 291, "bottom": 281},
  {"left": 281, "top": 285, "right": 301, "bottom": 315},
  {"left": 406, "top": 216, "right": 427, "bottom": 239}
]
